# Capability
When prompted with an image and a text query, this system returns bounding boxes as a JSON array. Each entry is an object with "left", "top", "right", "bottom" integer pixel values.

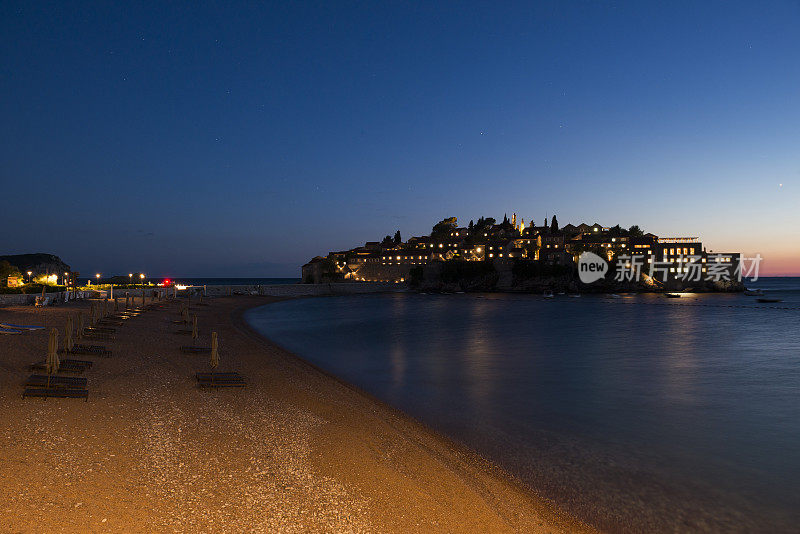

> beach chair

[
  {"left": 180, "top": 346, "right": 212, "bottom": 354},
  {"left": 82, "top": 330, "right": 113, "bottom": 341},
  {"left": 26, "top": 374, "right": 87, "bottom": 389},
  {"left": 70, "top": 344, "right": 112, "bottom": 357},
  {"left": 84, "top": 326, "right": 116, "bottom": 334},
  {"left": 23, "top": 387, "right": 88, "bottom": 400},
  {"left": 195, "top": 372, "right": 246, "bottom": 388},
  {"left": 30, "top": 359, "right": 91, "bottom": 374}
]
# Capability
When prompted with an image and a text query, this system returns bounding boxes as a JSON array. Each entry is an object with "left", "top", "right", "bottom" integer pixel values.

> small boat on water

[
  {"left": 543, "top": 290, "right": 554, "bottom": 299},
  {"left": 569, "top": 294, "right": 581, "bottom": 298},
  {"left": 665, "top": 293, "right": 682, "bottom": 298},
  {"left": 757, "top": 297, "right": 782, "bottom": 303},
  {"left": 744, "top": 289, "right": 764, "bottom": 296}
]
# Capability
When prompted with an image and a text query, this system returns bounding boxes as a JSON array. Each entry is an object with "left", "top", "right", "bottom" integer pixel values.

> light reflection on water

[{"left": 245, "top": 282, "right": 800, "bottom": 533}]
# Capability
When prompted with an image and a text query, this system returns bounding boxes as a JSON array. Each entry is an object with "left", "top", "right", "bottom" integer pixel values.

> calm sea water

[{"left": 245, "top": 278, "right": 800, "bottom": 533}]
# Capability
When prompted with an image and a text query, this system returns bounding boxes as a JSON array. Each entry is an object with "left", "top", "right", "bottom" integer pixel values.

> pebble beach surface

[{"left": 0, "top": 296, "right": 593, "bottom": 533}]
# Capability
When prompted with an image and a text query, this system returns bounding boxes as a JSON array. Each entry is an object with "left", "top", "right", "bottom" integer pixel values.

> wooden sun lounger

[
  {"left": 49, "top": 358, "right": 93, "bottom": 368},
  {"left": 27, "top": 374, "right": 87, "bottom": 388},
  {"left": 196, "top": 372, "right": 243, "bottom": 378},
  {"left": 84, "top": 326, "right": 116, "bottom": 334},
  {"left": 30, "top": 361, "right": 88, "bottom": 374},
  {"left": 82, "top": 332, "right": 114, "bottom": 341},
  {"left": 70, "top": 344, "right": 112, "bottom": 357},
  {"left": 196, "top": 372, "right": 246, "bottom": 388},
  {"left": 23, "top": 387, "right": 88, "bottom": 400},
  {"left": 180, "top": 346, "right": 211, "bottom": 354},
  {"left": 174, "top": 329, "right": 192, "bottom": 335},
  {"left": 98, "top": 320, "right": 124, "bottom": 327}
]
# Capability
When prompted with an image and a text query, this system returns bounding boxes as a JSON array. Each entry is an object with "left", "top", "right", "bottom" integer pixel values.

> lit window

[
  {"left": 439, "top": 244, "right": 443, "bottom": 248},
  {"left": 489, "top": 253, "right": 493, "bottom": 258},
  {"left": 396, "top": 256, "right": 400, "bottom": 260}
]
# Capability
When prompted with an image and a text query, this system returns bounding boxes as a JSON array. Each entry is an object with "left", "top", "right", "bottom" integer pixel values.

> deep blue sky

[{"left": 2, "top": 1, "right": 798, "bottom": 276}]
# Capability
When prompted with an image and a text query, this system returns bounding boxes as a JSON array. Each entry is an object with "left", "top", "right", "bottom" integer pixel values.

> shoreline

[
  {"left": 0, "top": 295, "right": 595, "bottom": 532},
  {"left": 232, "top": 299, "right": 596, "bottom": 532}
]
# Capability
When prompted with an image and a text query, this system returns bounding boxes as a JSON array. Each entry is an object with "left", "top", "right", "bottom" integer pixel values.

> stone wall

[
  {"left": 0, "top": 290, "right": 101, "bottom": 307},
  {"left": 0, "top": 282, "right": 403, "bottom": 307}
]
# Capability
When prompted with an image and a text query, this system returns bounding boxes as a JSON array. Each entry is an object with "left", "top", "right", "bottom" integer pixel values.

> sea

[{"left": 244, "top": 277, "right": 800, "bottom": 533}]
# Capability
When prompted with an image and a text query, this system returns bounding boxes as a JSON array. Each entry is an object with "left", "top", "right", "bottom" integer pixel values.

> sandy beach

[{"left": 0, "top": 295, "right": 594, "bottom": 533}]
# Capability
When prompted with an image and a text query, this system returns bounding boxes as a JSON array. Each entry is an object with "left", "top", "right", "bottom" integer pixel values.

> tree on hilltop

[
  {"left": 393, "top": 230, "right": 402, "bottom": 245},
  {"left": 475, "top": 217, "right": 496, "bottom": 231},
  {"left": 550, "top": 214, "right": 559, "bottom": 233},
  {"left": 432, "top": 217, "right": 458, "bottom": 237},
  {"left": 628, "top": 225, "right": 643, "bottom": 237}
]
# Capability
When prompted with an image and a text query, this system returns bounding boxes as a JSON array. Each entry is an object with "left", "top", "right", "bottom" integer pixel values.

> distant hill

[{"left": 0, "top": 253, "right": 71, "bottom": 275}]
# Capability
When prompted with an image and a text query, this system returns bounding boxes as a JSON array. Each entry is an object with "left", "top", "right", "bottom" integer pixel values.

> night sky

[{"left": 2, "top": 2, "right": 798, "bottom": 277}]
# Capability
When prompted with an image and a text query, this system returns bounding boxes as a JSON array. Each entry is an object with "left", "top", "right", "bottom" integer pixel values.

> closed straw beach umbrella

[
  {"left": 210, "top": 332, "right": 219, "bottom": 384},
  {"left": 64, "top": 315, "right": 74, "bottom": 353},
  {"left": 126, "top": 295, "right": 131, "bottom": 309},
  {"left": 114, "top": 297, "right": 119, "bottom": 311},
  {"left": 46, "top": 328, "right": 60, "bottom": 388},
  {"left": 103, "top": 298, "right": 109, "bottom": 318},
  {"left": 77, "top": 313, "right": 84, "bottom": 340},
  {"left": 192, "top": 315, "right": 198, "bottom": 343}
]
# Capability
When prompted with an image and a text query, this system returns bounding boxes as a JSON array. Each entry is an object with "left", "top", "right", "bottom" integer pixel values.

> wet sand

[{"left": 0, "top": 296, "right": 595, "bottom": 533}]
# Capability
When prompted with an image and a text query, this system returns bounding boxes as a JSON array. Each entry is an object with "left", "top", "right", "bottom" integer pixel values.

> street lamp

[
  {"left": 96, "top": 273, "right": 101, "bottom": 287},
  {"left": 64, "top": 272, "right": 69, "bottom": 286},
  {"left": 129, "top": 273, "right": 133, "bottom": 286},
  {"left": 27, "top": 271, "right": 32, "bottom": 283}
]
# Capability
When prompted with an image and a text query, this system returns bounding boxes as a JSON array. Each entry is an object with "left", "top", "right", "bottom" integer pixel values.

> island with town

[{"left": 303, "top": 214, "right": 744, "bottom": 293}]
